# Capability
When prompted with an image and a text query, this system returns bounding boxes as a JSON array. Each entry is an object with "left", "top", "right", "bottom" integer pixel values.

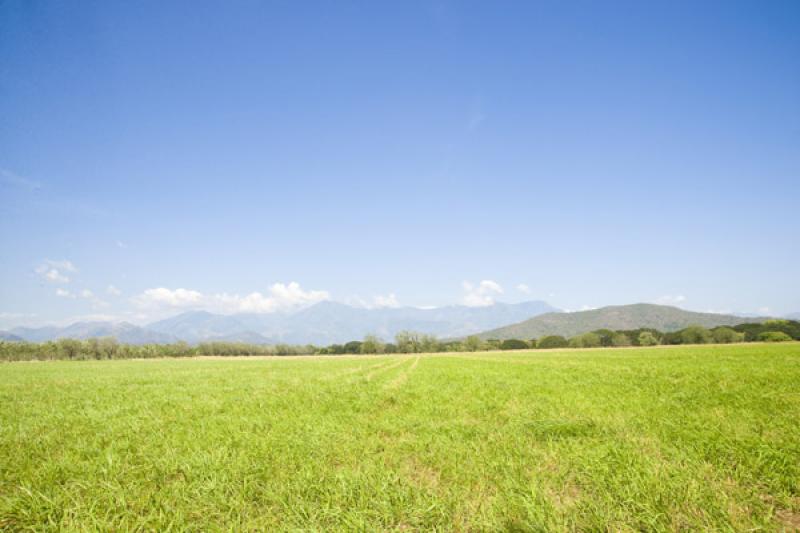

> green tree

[
  {"left": 611, "top": 333, "right": 631, "bottom": 347},
  {"left": 343, "top": 341, "right": 363, "bottom": 354},
  {"left": 592, "top": 329, "right": 616, "bottom": 346},
  {"left": 500, "top": 339, "right": 529, "bottom": 350},
  {"left": 463, "top": 335, "right": 482, "bottom": 352},
  {"left": 569, "top": 332, "right": 602, "bottom": 348},
  {"left": 395, "top": 331, "right": 420, "bottom": 353},
  {"left": 97, "top": 337, "right": 119, "bottom": 359},
  {"left": 86, "top": 337, "right": 101, "bottom": 359},
  {"left": 360, "top": 335, "right": 385, "bottom": 354},
  {"left": 638, "top": 331, "right": 659, "bottom": 346},
  {"left": 537, "top": 335, "right": 568, "bottom": 349},
  {"left": 712, "top": 327, "right": 743, "bottom": 344},
  {"left": 680, "top": 326, "right": 712, "bottom": 345},
  {"left": 758, "top": 331, "right": 792, "bottom": 342},
  {"left": 57, "top": 338, "right": 82, "bottom": 360},
  {"left": 420, "top": 334, "right": 440, "bottom": 353},
  {"left": 383, "top": 343, "right": 398, "bottom": 354}
]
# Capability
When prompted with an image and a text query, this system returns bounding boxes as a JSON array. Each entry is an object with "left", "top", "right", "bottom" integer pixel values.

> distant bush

[
  {"left": 712, "top": 327, "right": 744, "bottom": 344},
  {"left": 537, "top": 335, "right": 568, "bottom": 349},
  {"left": 343, "top": 341, "right": 363, "bottom": 354},
  {"left": 611, "top": 333, "right": 631, "bottom": 347},
  {"left": 360, "top": 335, "right": 384, "bottom": 354},
  {"left": 680, "top": 326, "right": 712, "bottom": 345},
  {"left": 462, "top": 335, "right": 482, "bottom": 352},
  {"left": 486, "top": 339, "right": 502, "bottom": 350},
  {"left": 591, "top": 329, "right": 616, "bottom": 347},
  {"left": 734, "top": 320, "right": 800, "bottom": 342},
  {"left": 638, "top": 331, "right": 659, "bottom": 346},
  {"left": 569, "top": 332, "right": 602, "bottom": 348},
  {"left": 500, "top": 339, "right": 529, "bottom": 350},
  {"left": 758, "top": 331, "right": 793, "bottom": 342}
]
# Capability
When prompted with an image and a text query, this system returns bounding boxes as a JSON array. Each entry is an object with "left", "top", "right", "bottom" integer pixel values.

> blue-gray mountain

[
  {"left": 145, "top": 300, "right": 558, "bottom": 344},
  {"left": 8, "top": 300, "right": 557, "bottom": 345},
  {"left": 0, "top": 331, "right": 24, "bottom": 342},
  {"left": 9, "top": 322, "right": 175, "bottom": 344}
]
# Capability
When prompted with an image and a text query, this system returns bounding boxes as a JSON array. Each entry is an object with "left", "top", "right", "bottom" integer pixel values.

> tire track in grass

[
  {"left": 383, "top": 356, "right": 421, "bottom": 391},
  {"left": 320, "top": 359, "right": 393, "bottom": 382},
  {"left": 364, "top": 357, "right": 410, "bottom": 382}
]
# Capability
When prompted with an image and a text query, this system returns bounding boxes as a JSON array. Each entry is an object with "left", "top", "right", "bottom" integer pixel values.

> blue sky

[{"left": 1, "top": 1, "right": 799, "bottom": 327}]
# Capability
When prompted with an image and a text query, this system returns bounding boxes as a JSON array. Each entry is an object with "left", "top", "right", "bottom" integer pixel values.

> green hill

[{"left": 477, "top": 303, "right": 768, "bottom": 340}]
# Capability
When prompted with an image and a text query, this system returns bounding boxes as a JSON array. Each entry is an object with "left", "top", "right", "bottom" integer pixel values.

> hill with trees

[{"left": 475, "top": 304, "right": 769, "bottom": 340}]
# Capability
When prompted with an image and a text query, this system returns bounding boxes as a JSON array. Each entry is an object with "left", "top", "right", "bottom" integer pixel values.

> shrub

[
  {"left": 343, "top": 341, "right": 363, "bottom": 354},
  {"left": 592, "top": 329, "right": 616, "bottom": 346},
  {"left": 569, "top": 332, "right": 602, "bottom": 348},
  {"left": 712, "top": 327, "right": 743, "bottom": 344},
  {"left": 537, "top": 335, "right": 568, "bottom": 349},
  {"left": 360, "top": 335, "right": 384, "bottom": 354},
  {"left": 680, "top": 326, "right": 712, "bottom": 345},
  {"left": 500, "top": 339, "right": 529, "bottom": 350},
  {"left": 638, "top": 331, "right": 659, "bottom": 346},
  {"left": 611, "top": 333, "right": 631, "bottom": 347},
  {"left": 758, "top": 331, "right": 792, "bottom": 342},
  {"left": 463, "top": 335, "right": 482, "bottom": 352}
]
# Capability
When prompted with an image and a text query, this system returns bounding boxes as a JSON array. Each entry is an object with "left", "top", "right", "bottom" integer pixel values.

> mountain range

[
  {"left": 5, "top": 300, "right": 557, "bottom": 345},
  {"left": 3, "top": 302, "right": 782, "bottom": 346},
  {"left": 475, "top": 303, "right": 770, "bottom": 340},
  {"left": 6, "top": 322, "right": 175, "bottom": 345}
]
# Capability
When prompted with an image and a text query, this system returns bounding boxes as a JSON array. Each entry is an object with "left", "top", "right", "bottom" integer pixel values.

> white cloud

[
  {"left": 655, "top": 294, "right": 686, "bottom": 306},
  {"left": 56, "top": 288, "right": 75, "bottom": 298},
  {"left": 462, "top": 280, "right": 504, "bottom": 307},
  {"left": 133, "top": 288, "right": 204, "bottom": 309},
  {"left": 80, "top": 289, "right": 94, "bottom": 299},
  {"left": 35, "top": 259, "right": 77, "bottom": 284},
  {"left": 757, "top": 306, "right": 771, "bottom": 315},
  {"left": 44, "top": 269, "right": 70, "bottom": 283},
  {"left": 116, "top": 240, "right": 127, "bottom": 249},
  {"left": 131, "top": 282, "right": 330, "bottom": 315},
  {"left": 516, "top": 283, "right": 531, "bottom": 294},
  {"left": 215, "top": 282, "right": 329, "bottom": 313},
  {"left": 106, "top": 285, "right": 122, "bottom": 296},
  {"left": 373, "top": 293, "right": 400, "bottom": 308}
]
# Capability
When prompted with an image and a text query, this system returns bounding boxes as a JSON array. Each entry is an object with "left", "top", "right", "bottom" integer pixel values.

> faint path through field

[
  {"left": 383, "top": 356, "right": 421, "bottom": 390},
  {"left": 321, "top": 359, "right": 392, "bottom": 382}
]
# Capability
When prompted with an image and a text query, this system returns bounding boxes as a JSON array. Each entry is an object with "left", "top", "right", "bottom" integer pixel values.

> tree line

[{"left": 1, "top": 320, "right": 797, "bottom": 362}]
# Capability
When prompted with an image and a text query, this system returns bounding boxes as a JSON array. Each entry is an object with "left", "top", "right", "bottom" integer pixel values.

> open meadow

[{"left": 2, "top": 343, "right": 799, "bottom": 531}]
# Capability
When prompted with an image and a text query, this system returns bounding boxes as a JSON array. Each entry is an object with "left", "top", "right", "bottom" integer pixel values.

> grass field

[{"left": 2, "top": 344, "right": 799, "bottom": 531}]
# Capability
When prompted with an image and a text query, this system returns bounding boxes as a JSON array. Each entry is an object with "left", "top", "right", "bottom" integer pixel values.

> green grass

[{"left": 2, "top": 344, "right": 799, "bottom": 531}]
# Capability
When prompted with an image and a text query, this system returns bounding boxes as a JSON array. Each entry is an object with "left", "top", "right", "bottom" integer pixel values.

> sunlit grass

[{"left": 2, "top": 343, "right": 799, "bottom": 530}]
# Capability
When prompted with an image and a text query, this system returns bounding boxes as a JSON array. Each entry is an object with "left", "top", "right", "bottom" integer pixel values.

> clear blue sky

[{"left": 1, "top": 1, "right": 798, "bottom": 326}]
